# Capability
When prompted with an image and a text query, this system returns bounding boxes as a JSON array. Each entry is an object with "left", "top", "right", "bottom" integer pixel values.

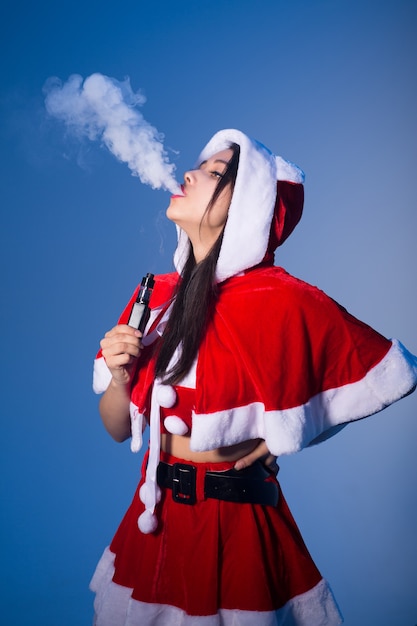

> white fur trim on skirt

[{"left": 90, "top": 547, "right": 343, "bottom": 626}]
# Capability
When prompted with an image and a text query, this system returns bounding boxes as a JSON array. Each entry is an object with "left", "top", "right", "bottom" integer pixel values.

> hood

[{"left": 173, "top": 128, "right": 305, "bottom": 283}]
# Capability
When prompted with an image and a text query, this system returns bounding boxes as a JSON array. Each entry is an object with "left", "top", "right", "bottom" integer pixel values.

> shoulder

[
  {"left": 215, "top": 266, "right": 357, "bottom": 339},
  {"left": 220, "top": 265, "right": 330, "bottom": 307}
]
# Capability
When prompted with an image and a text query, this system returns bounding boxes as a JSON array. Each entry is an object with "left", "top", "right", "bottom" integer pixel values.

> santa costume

[{"left": 90, "top": 129, "right": 417, "bottom": 626}]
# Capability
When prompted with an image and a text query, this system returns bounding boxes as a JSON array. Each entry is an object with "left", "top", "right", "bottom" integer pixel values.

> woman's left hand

[{"left": 234, "top": 440, "right": 279, "bottom": 475}]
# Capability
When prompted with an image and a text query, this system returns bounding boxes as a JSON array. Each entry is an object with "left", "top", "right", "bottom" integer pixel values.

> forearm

[
  {"left": 99, "top": 378, "right": 132, "bottom": 442},
  {"left": 97, "top": 323, "right": 143, "bottom": 442}
]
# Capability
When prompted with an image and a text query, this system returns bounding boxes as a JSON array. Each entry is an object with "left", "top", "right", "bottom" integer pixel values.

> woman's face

[{"left": 166, "top": 148, "right": 234, "bottom": 253}]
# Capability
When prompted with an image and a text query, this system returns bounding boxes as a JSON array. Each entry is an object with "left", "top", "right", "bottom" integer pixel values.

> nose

[{"left": 184, "top": 170, "right": 196, "bottom": 185}]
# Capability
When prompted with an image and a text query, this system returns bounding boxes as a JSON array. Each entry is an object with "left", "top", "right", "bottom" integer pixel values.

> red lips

[{"left": 171, "top": 184, "right": 186, "bottom": 199}]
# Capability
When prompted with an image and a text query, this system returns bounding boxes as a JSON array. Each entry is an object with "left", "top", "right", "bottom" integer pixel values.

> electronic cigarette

[{"left": 128, "top": 273, "right": 155, "bottom": 333}]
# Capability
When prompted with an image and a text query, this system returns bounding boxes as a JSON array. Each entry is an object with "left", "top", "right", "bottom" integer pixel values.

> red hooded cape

[{"left": 94, "top": 263, "right": 416, "bottom": 457}]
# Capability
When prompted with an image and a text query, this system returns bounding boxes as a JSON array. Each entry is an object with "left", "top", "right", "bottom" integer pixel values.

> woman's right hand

[{"left": 100, "top": 324, "right": 143, "bottom": 386}]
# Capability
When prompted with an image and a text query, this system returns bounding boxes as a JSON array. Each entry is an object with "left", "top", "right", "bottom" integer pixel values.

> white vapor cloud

[{"left": 44, "top": 73, "right": 180, "bottom": 193}]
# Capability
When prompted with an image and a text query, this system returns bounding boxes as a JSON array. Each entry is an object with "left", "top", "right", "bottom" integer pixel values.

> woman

[{"left": 90, "top": 129, "right": 417, "bottom": 625}]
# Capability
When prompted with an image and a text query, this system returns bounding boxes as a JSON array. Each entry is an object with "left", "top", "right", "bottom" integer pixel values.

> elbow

[
  {"left": 113, "top": 432, "right": 131, "bottom": 444},
  {"left": 105, "top": 424, "right": 132, "bottom": 444}
]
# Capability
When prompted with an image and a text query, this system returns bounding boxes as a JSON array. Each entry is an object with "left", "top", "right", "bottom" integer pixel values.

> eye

[{"left": 210, "top": 170, "right": 224, "bottom": 179}]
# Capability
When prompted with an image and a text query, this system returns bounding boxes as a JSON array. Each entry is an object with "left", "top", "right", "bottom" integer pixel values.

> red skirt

[{"left": 90, "top": 451, "right": 342, "bottom": 625}]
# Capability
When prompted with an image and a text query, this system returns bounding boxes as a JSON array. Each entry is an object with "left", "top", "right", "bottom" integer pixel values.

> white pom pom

[
  {"left": 138, "top": 510, "right": 158, "bottom": 534},
  {"left": 164, "top": 415, "right": 189, "bottom": 436},
  {"left": 156, "top": 384, "right": 177, "bottom": 408},
  {"left": 139, "top": 482, "right": 161, "bottom": 505}
]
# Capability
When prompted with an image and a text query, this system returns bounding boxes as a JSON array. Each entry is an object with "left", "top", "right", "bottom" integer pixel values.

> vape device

[{"left": 128, "top": 273, "right": 155, "bottom": 333}]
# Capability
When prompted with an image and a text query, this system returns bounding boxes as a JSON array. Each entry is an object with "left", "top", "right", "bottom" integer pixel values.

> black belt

[{"left": 157, "top": 460, "right": 279, "bottom": 507}]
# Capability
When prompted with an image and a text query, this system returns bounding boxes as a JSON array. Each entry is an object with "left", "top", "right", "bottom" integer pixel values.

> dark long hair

[{"left": 155, "top": 143, "right": 240, "bottom": 384}]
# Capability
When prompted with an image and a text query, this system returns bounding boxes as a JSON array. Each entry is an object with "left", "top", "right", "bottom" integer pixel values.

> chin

[
  {"left": 165, "top": 208, "right": 183, "bottom": 229},
  {"left": 166, "top": 204, "right": 175, "bottom": 220}
]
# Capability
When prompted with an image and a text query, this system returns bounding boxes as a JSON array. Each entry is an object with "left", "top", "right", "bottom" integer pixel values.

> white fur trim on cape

[
  {"left": 173, "top": 129, "right": 305, "bottom": 284},
  {"left": 93, "top": 356, "right": 112, "bottom": 394},
  {"left": 190, "top": 340, "right": 417, "bottom": 455},
  {"left": 90, "top": 547, "right": 343, "bottom": 625}
]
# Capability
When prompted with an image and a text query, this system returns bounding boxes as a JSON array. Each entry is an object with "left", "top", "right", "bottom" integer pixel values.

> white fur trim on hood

[{"left": 173, "top": 129, "right": 305, "bottom": 283}]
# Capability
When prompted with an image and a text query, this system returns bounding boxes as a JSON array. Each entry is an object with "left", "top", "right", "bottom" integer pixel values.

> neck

[
  {"left": 188, "top": 229, "right": 222, "bottom": 264},
  {"left": 192, "top": 242, "right": 212, "bottom": 264}
]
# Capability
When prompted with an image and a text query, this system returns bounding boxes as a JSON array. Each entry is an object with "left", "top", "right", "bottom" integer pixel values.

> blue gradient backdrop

[{"left": 1, "top": 1, "right": 416, "bottom": 624}]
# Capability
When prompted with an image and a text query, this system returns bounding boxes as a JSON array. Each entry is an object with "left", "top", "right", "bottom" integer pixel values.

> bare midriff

[{"left": 161, "top": 433, "right": 262, "bottom": 463}]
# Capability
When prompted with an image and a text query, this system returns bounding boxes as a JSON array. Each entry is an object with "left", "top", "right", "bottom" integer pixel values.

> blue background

[{"left": 1, "top": 1, "right": 416, "bottom": 624}]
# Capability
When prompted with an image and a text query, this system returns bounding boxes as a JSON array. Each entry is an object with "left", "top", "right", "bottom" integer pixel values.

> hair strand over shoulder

[{"left": 155, "top": 143, "right": 240, "bottom": 384}]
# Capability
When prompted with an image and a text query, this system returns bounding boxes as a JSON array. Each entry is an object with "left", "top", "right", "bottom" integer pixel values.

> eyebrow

[{"left": 199, "top": 158, "right": 229, "bottom": 169}]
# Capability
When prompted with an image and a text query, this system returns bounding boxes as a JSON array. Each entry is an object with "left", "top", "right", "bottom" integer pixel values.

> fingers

[
  {"left": 100, "top": 324, "right": 143, "bottom": 379},
  {"left": 234, "top": 440, "right": 278, "bottom": 474},
  {"left": 102, "top": 324, "right": 142, "bottom": 342},
  {"left": 101, "top": 324, "right": 142, "bottom": 354},
  {"left": 234, "top": 440, "right": 269, "bottom": 470}
]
